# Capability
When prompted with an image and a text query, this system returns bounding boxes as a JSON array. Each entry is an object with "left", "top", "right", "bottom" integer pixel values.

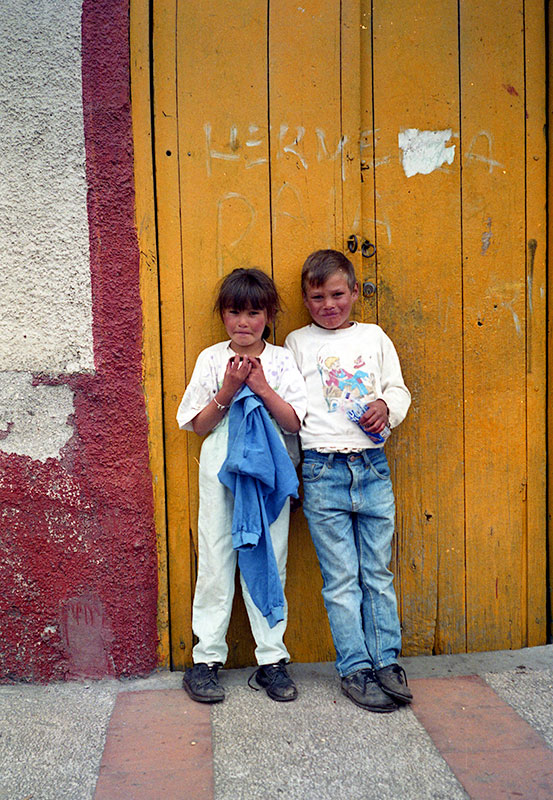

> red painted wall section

[{"left": 0, "top": 0, "right": 158, "bottom": 682}]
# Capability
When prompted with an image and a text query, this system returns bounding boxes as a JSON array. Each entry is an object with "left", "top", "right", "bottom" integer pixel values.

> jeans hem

[{"left": 339, "top": 663, "right": 373, "bottom": 678}]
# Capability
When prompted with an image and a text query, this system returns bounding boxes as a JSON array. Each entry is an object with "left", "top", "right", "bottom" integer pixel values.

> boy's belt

[{"left": 304, "top": 449, "right": 373, "bottom": 464}]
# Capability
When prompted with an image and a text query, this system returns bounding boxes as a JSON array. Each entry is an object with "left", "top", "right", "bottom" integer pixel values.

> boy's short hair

[
  {"left": 301, "top": 249, "right": 357, "bottom": 293},
  {"left": 215, "top": 267, "right": 281, "bottom": 321}
]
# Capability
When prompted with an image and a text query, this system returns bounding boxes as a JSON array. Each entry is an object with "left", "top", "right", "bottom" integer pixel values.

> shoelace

[
  {"left": 247, "top": 665, "right": 263, "bottom": 691},
  {"left": 247, "top": 660, "right": 288, "bottom": 691},
  {"left": 195, "top": 664, "right": 220, "bottom": 689},
  {"left": 248, "top": 667, "right": 261, "bottom": 692},
  {"left": 360, "top": 667, "right": 377, "bottom": 688},
  {"left": 265, "top": 661, "right": 289, "bottom": 686}
]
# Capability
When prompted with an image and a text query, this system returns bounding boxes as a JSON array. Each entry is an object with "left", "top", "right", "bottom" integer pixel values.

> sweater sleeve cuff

[{"left": 265, "top": 605, "right": 285, "bottom": 628}]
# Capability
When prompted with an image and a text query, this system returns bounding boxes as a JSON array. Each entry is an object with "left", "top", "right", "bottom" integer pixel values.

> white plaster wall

[{"left": 0, "top": 0, "right": 94, "bottom": 375}]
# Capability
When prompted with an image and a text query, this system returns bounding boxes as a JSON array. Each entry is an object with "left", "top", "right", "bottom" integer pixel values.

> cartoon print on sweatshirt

[{"left": 316, "top": 348, "right": 378, "bottom": 413}]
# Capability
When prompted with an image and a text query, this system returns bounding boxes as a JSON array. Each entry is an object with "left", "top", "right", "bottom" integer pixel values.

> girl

[{"left": 177, "top": 268, "right": 307, "bottom": 703}]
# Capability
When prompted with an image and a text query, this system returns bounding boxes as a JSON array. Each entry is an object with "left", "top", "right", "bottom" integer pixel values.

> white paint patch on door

[
  {"left": 398, "top": 129, "right": 456, "bottom": 178},
  {"left": 0, "top": 0, "right": 93, "bottom": 374}
]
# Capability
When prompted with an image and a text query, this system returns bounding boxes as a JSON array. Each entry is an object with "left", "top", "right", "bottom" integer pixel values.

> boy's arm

[{"left": 377, "top": 331, "right": 411, "bottom": 428}]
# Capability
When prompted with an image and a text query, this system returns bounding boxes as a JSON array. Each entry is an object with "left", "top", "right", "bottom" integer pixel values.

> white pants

[{"left": 192, "top": 420, "right": 291, "bottom": 666}]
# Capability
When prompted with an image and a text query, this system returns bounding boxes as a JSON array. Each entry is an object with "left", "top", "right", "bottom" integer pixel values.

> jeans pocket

[
  {"left": 301, "top": 459, "right": 329, "bottom": 483},
  {"left": 366, "top": 449, "right": 391, "bottom": 481}
]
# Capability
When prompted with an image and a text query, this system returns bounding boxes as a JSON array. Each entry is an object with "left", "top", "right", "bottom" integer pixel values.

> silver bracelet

[{"left": 213, "top": 396, "right": 229, "bottom": 412}]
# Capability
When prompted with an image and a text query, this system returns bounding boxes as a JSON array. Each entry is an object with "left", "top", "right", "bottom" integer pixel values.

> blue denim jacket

[{"left": 218, "top": 386, "right": 298, "bottom": 627}]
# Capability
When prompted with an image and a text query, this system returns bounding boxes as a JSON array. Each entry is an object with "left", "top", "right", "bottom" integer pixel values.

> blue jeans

[{"left": 302, "top": 449, "right": 401, "bottom": 677}]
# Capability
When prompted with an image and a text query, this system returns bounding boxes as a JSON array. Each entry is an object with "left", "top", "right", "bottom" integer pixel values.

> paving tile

[
  {"left": 93, "top": 689, "right": 213, "bottom": 800},
  {"left": 210, "top": 676, "right": 469, "bottom": 800},
  {"left": 412, "top": 675, "right": 543, "bottom": 753},
  {"left": 445, "top": 747, "right": 553, "bottom": 800},
  {"left": 410, "top": 675, "right": 553, "bottom": 800}
]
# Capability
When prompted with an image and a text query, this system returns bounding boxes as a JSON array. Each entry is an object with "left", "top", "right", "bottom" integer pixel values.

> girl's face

[{"left": 222, "top": 305, "right": 269, "bottom": 355}]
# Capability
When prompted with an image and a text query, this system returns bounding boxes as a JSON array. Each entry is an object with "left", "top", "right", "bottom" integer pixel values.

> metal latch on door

[
  {"left": 362, "top": 281, "right": 376, "bottom": 298},
  {"left": 346, "top": 235, "right": 377, "bottom": 299},
  {"left": 346, "top": 235, "right": 376, "bottom": 259}
]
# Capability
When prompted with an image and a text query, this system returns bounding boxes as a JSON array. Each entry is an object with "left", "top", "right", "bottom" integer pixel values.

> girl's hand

[
  {"left": 245, "top": 357, "right": 301, "bottom": 433},
  {"left": 245, "top": 357, "right": 269, "bottom": 396},
  {"left": 220, "top": 355, "right": 251, "bottom": 401},
  {"left": 359, "top": 399, "right": 389, "bottom": 433},
  {"left": 191, "top": 355, "right": 252, "bottom": 437}
]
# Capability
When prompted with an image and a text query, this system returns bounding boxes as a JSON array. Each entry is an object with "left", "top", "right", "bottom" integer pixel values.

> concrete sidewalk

[{"left": 1, "top": 645, "right": 553, "bottom": 800}]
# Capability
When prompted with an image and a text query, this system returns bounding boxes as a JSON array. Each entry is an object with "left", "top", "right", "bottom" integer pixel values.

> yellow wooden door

[{"left": 145, "top": 0, "right": 547, "bottom": 669}]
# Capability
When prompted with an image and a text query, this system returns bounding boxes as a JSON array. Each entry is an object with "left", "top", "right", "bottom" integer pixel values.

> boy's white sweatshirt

[{"left": 284, "top": 322, "right": 411, "bottom": 452}]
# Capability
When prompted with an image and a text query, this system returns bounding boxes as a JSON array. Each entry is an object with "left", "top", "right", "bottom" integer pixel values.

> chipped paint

[
  {"left": 0, "top": 373, "right": 74, "bottom": 462},
  {"left": 398, "top": 128, "right": 455, "bottom": 177},
  {"left": 481, "top": 217, "right": 492, "bottom": 254}
]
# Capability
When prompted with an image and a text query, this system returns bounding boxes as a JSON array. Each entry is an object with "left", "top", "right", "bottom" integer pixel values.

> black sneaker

[
  {"left": 182, "top": 662, "right": 225, "bottom": 703},
  {"left": 341, "top": 668, "right": 398, "bottom": 712},
  {"left": 375, "top": 663, "right": 413, "bottom": 704},
  {"left": 248, "top": 659, "right": 298, "bottom": 702}
]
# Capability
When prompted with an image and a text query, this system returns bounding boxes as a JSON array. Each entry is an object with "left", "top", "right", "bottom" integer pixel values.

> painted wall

[{"left": 0, "top": 0, "right": 158, "bottom": 681}]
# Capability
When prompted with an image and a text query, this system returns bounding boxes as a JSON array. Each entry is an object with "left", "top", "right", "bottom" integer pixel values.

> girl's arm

[
  {"left": 246, "top": 358, "right": 301, "bottom": 433},
  {"left": 191, "top": 356, "right": 251, "bottom": 436}
]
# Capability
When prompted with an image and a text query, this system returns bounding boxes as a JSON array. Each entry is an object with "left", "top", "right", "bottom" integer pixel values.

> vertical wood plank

[
  {"left": 340, "top": 0, "right": 364, "bottom": 317},
  {"left": 269, "top": 0, "right": 350, "bottom": 662},
  {"left": 372, "top": 0, "right": 466, "bottom": 655},
  {"left": 524, "top": 0, "right": 547, "bottom": 647},
  {"left": 547, "top": 0, "right": 553, "bottom": 645},
  {"left": 130, "top": 0, "right": 170, "bottom": 666},
  {"left": 269, "top": 0, "right": 345, "bottom": 341},
  {"left": 460, "top": 0, "right": 527, "bottom": 651},
  {"left": 152, "top": 0, "right": 192, "bottom": 668},
  {"left": 175, "top": 0, "right": 272, "bottom": 667},
  {"left": 358, "top": 0, "right": 378, "bottom": 326}
]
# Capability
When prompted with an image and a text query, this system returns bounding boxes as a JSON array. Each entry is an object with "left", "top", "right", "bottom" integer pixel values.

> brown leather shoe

[
  {"left": 375, "top": 663, "right": 413, "bottom": 704},
  {"left": 341, "top": 668, "right": 398, "bottom": 712}
]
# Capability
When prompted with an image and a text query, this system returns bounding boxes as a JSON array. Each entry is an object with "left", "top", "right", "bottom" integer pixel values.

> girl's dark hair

[
  {"left": 301, "top": 249, "right": 357, "bottom": 292},
  {"left": 214, "top": 268, "right": 282, "bottom": 324}
]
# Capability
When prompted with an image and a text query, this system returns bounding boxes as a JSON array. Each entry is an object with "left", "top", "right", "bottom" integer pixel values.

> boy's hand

[
  {"left": 220, "top": 355, "right": 251, "bottom": 399},
  {"left": 359, "top": 399, "right": 389, "bottom": 433},
  {"left": 245, "top": 357, "right": 269, "bottom": 396}
]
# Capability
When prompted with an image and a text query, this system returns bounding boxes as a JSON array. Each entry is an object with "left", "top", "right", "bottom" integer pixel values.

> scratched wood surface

[
  {"left": 152, "top": 0, "right": 193, "bottom": 667},
  {"left": 176, "top": 0, "right": 274, "bottom": 668},
  {"left": 371, "top": 0, "right": 466, "bottom": 655},
  {"left": 358, "top": 0, "right": 378, "bottom": 326},
  {"left": 143, "top": 0, "right": 547, "bottom": 668},
  {"left": 269, "top": 0, "right": 348, "bottom": 664},
  {"left": 523, "top": 0, "right": 546, "bottom": 647},
  {"left": 130, "top": 0, "right": 170, "bottom": 666},
  {"left": 548, "top": 1, "right": 553, "bottom": 644},
  {"left": 269, "top": 0, "right": 348, "bottom": 338},
  {"left": 461, "top": 0, "right": 529, "bottom": 651}
]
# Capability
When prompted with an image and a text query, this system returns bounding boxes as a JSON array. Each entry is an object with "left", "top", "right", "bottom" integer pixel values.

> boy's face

[{"left": 303, "top": 272, "right": 359, "bottom": 330}]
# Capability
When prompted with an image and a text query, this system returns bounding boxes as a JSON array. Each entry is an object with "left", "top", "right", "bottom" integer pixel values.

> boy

[{"left": 284, "top": 250, "right": 411, "bottom": 713}]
